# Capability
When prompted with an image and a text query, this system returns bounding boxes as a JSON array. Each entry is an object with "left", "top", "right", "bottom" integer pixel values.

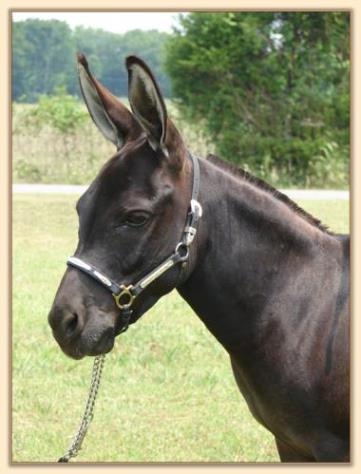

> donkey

[{"left": 48, "top": 54, "right": 350, "bottom": 462}]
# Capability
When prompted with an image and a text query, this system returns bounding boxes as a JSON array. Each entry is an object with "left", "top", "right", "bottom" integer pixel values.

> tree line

[{"left": 12, "top": 19, "right": 171, "bottom": 102}]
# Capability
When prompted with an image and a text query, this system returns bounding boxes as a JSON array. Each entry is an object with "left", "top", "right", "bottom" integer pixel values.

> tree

[
  {"left": 12, "top": 19, "right": 75, "bottom": 102},
  {"left": 12, "top": 20, "right": 171, "bottom": 101},
  {"left": 165, "top": 12, "right": 349, "bottom": 187},
  {"left": 73, "top": 27, "right": 171, "bottom": 97}
]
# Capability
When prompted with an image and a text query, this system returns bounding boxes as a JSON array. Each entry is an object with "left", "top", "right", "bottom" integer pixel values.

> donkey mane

[{"left": 206, "top": 153, "right": 331, "bottom": 234}]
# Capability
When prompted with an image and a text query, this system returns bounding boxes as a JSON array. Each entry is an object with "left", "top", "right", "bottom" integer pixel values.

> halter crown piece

[{"left": 66, "top": 152, "right": 202, "bottom": 333}]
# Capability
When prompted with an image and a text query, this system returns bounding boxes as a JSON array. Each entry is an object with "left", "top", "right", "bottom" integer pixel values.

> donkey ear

[
  {"left": 77, "top": 53, "right": 139, "bottom": 148},
  {"left": 126, "top": 56, "right": 167, "bottom": 153}
]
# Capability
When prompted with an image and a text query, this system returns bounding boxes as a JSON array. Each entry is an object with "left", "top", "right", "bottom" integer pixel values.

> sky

[{"left": 12, "top": 12, "right": 182, "bottom": 34}]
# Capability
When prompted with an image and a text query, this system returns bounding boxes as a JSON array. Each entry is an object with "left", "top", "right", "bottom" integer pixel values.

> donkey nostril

[{"left": 64, "top": 312, "right": 79, "bottom": 337}]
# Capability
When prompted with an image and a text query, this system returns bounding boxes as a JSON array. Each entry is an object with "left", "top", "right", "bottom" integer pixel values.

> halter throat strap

[{"left": 66, "top": 152, "right": 202, "bottom": 333}]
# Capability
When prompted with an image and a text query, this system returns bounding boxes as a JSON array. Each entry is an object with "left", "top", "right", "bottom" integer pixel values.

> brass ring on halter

[{"left": 113, "top": 285, "right": 135, "bottom": 310}]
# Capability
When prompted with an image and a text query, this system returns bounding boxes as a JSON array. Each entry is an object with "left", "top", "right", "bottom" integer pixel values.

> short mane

[{"left": 206, "top": 154, "right": 331, "bottom": 234}]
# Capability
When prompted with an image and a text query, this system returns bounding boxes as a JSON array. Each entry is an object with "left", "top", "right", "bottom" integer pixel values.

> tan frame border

[{"left": 1, "top": 1, "right": 359, "bottom": 472}]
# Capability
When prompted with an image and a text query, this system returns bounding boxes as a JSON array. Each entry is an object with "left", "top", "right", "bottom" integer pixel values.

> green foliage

[
  {"left": 12, "top": 19, "right": 75, "bottom": 102},
  {"left": 165, "top": 12, "right": 350, "bottom": 188},
  {"left": 14, "top": 160, "right": 41, "bottom": 182},
  {"left": 12, "top": 100, "right": 210, "bottom": 185},
  {"left": 12, "top": 13, "right": 349, "bottom": 188},
  {"left": 12, "top": 90, "right": 93, "bottom": 183},
  {"left": 72, "top": 27, "right": 171, "bottom": 97},
  {"left": 12, "top": 19, "right": 171, "bottom": 102},
  {"left": 12, "top": 99, "right": 113, "bottom": 184},
  {"left": 23, "top": 87, "right": 88, "bottom": 133}
]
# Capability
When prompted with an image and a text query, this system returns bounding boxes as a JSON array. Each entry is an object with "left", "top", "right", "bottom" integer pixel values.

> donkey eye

[{"left": 121, "top": 211, "right": 151, "bottom": 228}]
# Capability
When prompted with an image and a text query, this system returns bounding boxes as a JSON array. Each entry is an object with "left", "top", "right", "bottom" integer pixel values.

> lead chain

[{"left": 58, "top": 354, "right": 106, "bottom": 462}]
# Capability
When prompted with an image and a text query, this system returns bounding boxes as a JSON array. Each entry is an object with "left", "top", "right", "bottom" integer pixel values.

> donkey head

[{"left": 48, "top": 54, "right": 194, "bottom": 359}]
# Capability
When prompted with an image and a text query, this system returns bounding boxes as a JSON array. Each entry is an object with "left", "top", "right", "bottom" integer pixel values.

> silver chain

[{"left": 58, "top": 354, "right": 106, "bottom": 462}]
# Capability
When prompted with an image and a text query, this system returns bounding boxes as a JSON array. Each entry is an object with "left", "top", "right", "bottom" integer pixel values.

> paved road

[{"left": 12, "top": 184, "right": 349, "bottom": 200}]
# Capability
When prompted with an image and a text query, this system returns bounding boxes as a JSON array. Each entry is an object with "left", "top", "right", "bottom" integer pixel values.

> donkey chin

[{"left": 52, "top": 324, "right": 116, "bottom": 360}]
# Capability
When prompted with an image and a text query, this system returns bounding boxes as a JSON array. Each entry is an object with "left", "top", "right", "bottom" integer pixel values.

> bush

[
  {"left": 14, "top": 160, "right": 41, "bottom": 183},
  {"left": 12, "top": 93, "right": 114, "bottom": 184},
  {"left": 165, "top": 12, "right": 349, "bottom": 189},
  {"left": 12, "top": 97, "right": 211, "bottom": 185},
  {"left": 22, "top": 86, "right": 88, "bottom": 133}
]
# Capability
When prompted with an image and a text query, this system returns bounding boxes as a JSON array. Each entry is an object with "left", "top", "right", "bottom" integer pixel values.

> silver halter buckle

[{"left": 183, "top": 200, "right": 203, "bottom": 246}]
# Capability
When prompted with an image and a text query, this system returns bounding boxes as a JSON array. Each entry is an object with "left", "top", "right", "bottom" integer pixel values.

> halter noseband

[{"left": 66, "top": 152, "right": 202, "bottom": 333}]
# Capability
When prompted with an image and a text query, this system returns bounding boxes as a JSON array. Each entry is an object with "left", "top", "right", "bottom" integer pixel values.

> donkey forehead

[{"left": 76, "top": 141, "right": 174, "bottom": 215}]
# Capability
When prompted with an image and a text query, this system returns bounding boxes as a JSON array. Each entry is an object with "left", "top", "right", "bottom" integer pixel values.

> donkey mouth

[
  {"left": 63, "top": 341, "right": 114, "bottom": 360},
  {"left": 58, "top": 325, "right": 116, "bottom": 360},
  {"left": 64, "top": 346, "right": 86, "bottom": 360},
  {"left": 80, "top": 326, "right": 115, "bottom": 357}
]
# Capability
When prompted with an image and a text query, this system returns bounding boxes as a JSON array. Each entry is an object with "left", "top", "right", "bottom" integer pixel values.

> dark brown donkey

[{"left": 48, "top": 54, "right": 350, "bottom": 462}]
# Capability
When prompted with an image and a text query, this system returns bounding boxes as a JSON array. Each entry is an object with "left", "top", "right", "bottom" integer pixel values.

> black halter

[{"left": 66, "top": 152, "right": 202, "bottom": 333}]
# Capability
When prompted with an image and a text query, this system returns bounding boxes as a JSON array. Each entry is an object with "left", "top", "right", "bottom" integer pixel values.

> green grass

[{"left": 12, "top": 195, "right": 349, "bottom": 463}]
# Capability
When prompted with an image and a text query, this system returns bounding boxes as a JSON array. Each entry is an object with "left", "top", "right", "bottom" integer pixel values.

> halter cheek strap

[{"left": 66, "top": 152, "right": 202, "bottom": 333}]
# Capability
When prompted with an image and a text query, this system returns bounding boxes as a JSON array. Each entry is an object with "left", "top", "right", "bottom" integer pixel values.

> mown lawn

[{"left": 12, "top": 194, "right": 349, "bottom": 463}]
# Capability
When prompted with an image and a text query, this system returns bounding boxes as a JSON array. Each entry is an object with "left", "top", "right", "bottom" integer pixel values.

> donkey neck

[{"left": 177, "top": 157, "right": 336, "bottom": 353}]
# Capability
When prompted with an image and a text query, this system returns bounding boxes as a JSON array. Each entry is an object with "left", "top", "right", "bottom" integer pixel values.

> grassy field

[{"left": 12, "top": 194, "right": 349, "bottom": 463}]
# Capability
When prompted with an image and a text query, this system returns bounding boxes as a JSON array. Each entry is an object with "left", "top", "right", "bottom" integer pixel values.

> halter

[{"left": 66, "top": 152, "right": 202, "bottom": 333}]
